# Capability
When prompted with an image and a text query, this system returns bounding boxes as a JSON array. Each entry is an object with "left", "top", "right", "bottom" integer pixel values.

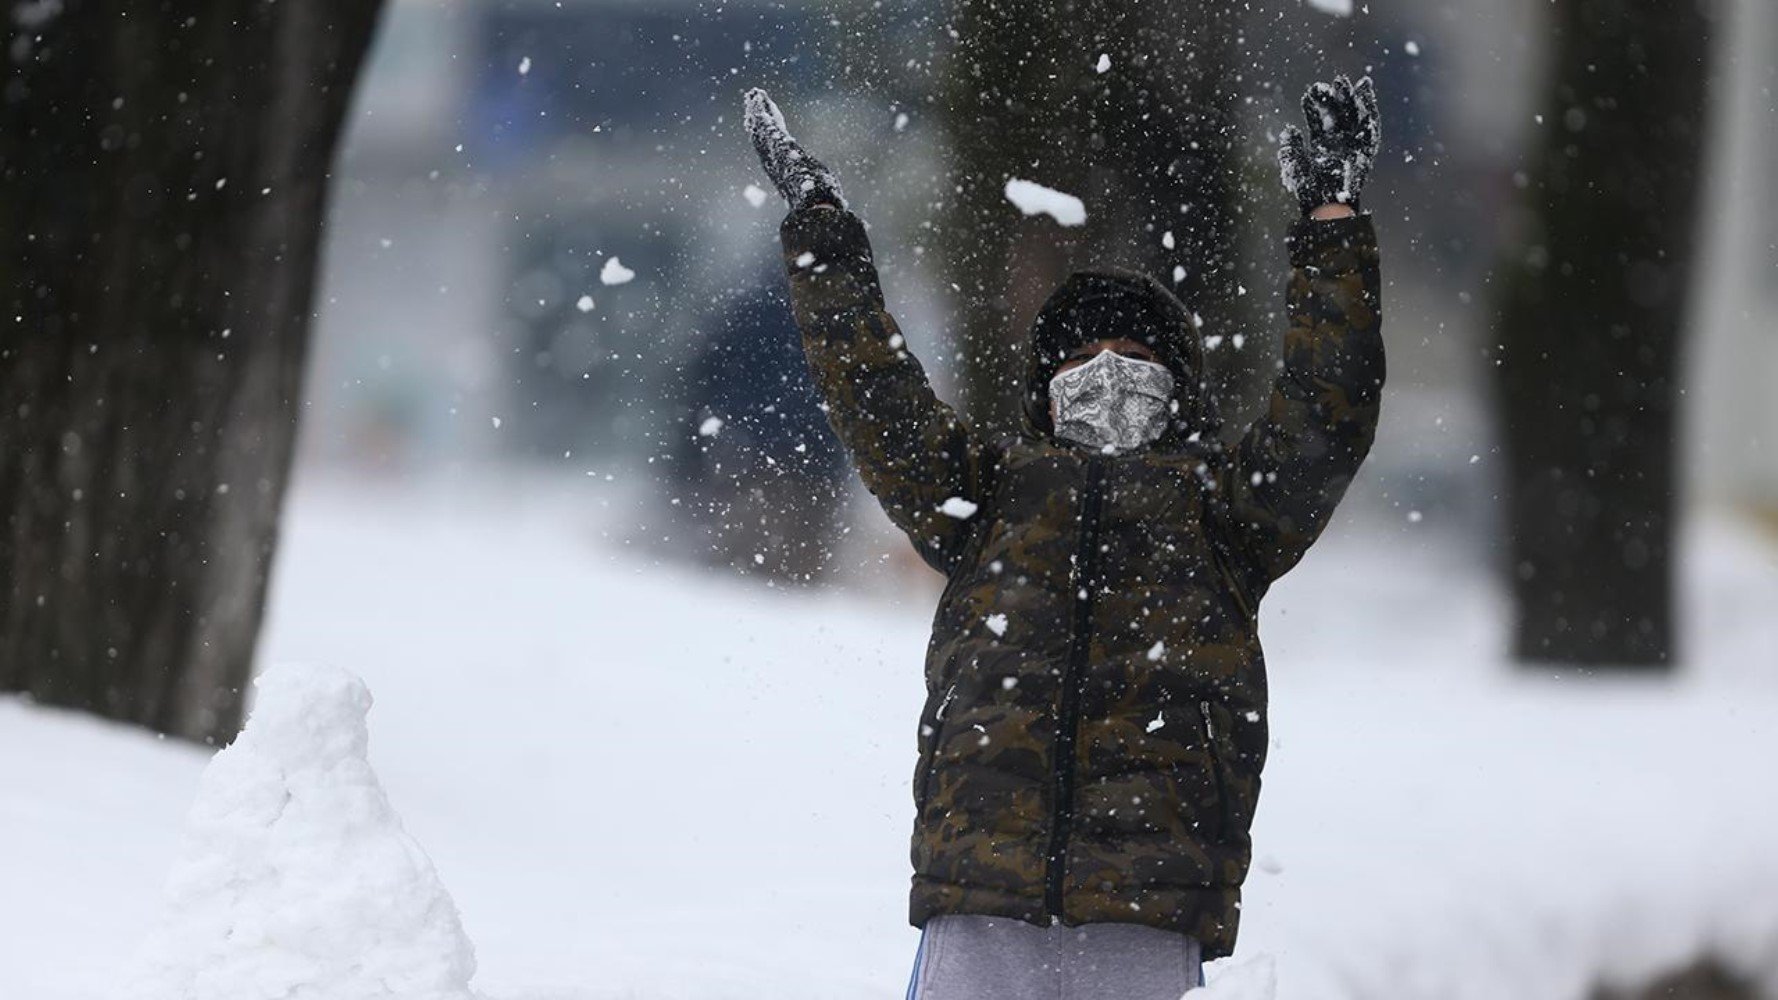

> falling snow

[
  {"left": 1003, "top": 178, "right": 1087, "bottom": 226},
  {"left": 599, "top": 257, "right": 635, "bottom": 285},
  {"left": 939, "top": 496, "right": 979, "bottom": 519}
]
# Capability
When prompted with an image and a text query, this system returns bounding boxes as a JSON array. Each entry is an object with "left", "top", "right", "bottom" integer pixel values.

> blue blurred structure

[{"left": 663, "top": 257, "right": 851, "bottom": 581}]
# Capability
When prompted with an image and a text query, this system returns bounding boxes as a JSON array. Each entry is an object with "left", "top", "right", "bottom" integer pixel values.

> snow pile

[
  {"left": 1004, "top": 178, "right": 1087, "bottom": 226},
  {"left": 1198, "top": 954, "right": 1276, "bottom": 999},
  {"left": 121, "top": 663, "right": 477, "bottom": 1000}
]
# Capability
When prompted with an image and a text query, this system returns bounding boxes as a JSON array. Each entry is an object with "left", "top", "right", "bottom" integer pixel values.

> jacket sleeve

[
  {"left": 1221, "top": 213, "right": 1384, "bottom": 598},
  {"left": 778, "top": 204, "right": 993, "bottom": 573}
]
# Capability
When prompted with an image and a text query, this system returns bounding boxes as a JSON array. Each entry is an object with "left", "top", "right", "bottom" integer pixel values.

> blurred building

[{"left": 1692, "top": 0, "right": 1778, "bottom": 516}]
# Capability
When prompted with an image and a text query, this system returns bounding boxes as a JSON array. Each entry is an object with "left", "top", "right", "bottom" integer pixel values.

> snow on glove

[
  {"left": 743, "top": 87, "right": 847, "bottom": 213},
  {"left": 1277, "top": 74, "right": 1380, "bottom": 216}
]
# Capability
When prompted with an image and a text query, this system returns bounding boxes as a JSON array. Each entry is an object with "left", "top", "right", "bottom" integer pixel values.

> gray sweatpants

[{"left": 905, "top": 914, "right": 1204, "bottom": 999}]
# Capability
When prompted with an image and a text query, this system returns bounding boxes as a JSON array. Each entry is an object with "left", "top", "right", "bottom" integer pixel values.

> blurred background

[{"left": 2, "top": 1, "right": 1776, "bottom": 998}]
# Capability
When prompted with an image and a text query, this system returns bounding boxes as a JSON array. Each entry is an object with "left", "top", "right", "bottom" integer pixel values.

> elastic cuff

[
  {"left": 1284, "top": 213, "right": 1376, "bottom": 269},
  {"left": 780, "top": 203, "right": 871, "bottom": 261},
  {"left": 778, "top": 203, "right": 884, "bottom": 304}
]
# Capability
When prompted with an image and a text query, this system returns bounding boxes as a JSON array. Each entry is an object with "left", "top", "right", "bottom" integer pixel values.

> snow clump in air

[
  {"left": 1003, "top": 178, "right": 1087, "bottom": 227},
  {"left": 742, "top": 183, "right": 769, "bottom": 207},
  {"left": 120, "top": 663, "right": 478, "bottom": 1000},
  {"left": 939, "top": 496, "right": 979, "bottom": 519},
  {"left": 600, "top": 256, "right": 636, "bottom": 285},
  {"left": 1305, "top": 0, "right": 1352, "bottom": 15}
]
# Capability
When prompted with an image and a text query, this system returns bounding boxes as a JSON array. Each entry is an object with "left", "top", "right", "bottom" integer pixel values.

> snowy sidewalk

[{"left": 3, "top": 486, "right": 1776, "bottom": 999}]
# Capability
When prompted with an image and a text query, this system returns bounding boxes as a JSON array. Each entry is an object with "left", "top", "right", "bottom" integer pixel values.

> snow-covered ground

[{"left": 3, "top": 480, "right": 1776, "bottom": 999}]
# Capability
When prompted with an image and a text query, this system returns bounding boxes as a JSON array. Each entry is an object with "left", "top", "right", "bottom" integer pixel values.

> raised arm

[
  {"left": 1221, "top": 76, "right": 1386, "bottom": 597},
  {"left": 744, "top": 89, "right": 993, "bottom": 573}
]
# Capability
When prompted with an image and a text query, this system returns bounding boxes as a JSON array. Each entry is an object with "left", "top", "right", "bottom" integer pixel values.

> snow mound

[
  {"left": 121, "top": 663, "right": 477, "bottom": 1000},
  {"left": 1003, "top": 178, "right": 1087, "bottom": 226},
  {"left": 1198, "top": 954, "right": 1276, "bottom": 999}
]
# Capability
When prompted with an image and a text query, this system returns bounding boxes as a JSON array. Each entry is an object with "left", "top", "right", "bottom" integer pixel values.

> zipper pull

[
  {"left": 937, "top": 683, "right": 958, "bottom": 720},
  {"left": 1199, "top": 700, "right": 1216, "bottom": 742}
]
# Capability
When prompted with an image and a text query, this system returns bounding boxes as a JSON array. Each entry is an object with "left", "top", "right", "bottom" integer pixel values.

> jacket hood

[{"left": 1022, "top": 267, "right": 1220, "bottom": 451}]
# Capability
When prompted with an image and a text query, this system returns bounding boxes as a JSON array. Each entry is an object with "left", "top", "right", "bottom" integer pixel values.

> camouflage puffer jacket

[{"left": 778, "top": 204, "right": 1383, "bottom": 960}]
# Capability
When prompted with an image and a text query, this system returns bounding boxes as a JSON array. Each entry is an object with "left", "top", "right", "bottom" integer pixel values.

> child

[{"left": 744, "top": 75, "right": 1383, "bottom": 998}]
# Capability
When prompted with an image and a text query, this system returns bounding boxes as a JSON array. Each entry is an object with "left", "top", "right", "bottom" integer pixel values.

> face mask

[{"left": 1048, "top": 349, "right": 1176, "bottom": 454}]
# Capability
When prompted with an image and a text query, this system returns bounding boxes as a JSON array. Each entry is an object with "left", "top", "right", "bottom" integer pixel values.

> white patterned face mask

[{"left": 1048, "top": 349, "right": 1176, "bottom": 454}]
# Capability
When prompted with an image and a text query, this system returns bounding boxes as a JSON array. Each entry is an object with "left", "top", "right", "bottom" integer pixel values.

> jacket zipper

[
  {"left": 916, "top": 681, "right": 959, "bottom": 808},
  {"left": 1200, "top": 699, "right": 1232, "bottom": 841},
  {"left": 1196, "top": 477, "right": 1256, "bottom": 622},
  {"left": 1043, "top": 455, "right": 1107, "bottom": 918}
]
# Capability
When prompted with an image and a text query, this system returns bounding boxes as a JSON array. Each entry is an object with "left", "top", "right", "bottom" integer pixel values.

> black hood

[{"left": 1021, "top": 267, "right": 1219, "bottom": 450}]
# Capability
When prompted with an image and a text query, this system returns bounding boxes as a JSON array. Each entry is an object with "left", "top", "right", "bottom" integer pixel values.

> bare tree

[
  {"left": 1, "top": 1, "right": 385, "bottom": 743},
  {"left": 1491, "top": 0, "right": 1713, "bottom": 668}
]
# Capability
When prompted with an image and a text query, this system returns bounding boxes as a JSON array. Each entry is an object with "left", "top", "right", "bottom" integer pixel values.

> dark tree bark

[
  {"left": 0, "top": 2, "right": 385, "bottom": 743},
  {"left": 934, "top": 0, "right": 1257, "bottom": 438},
  {"left": 1491, "top": 0, "right": 1712, "bottom": 668}
]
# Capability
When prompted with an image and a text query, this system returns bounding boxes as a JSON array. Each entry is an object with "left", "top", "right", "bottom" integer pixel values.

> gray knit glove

[
  {"left": 1278, "top": 75, "right": 1381, "bottom": 215},
  {"left": 743, "top": 87, "right": 847, "bottom": 213}
]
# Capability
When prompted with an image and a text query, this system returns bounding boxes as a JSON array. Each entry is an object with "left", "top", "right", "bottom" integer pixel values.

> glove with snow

[
  {"left": 1277, "top": 74, "right": 1381, "bottom": 216},
  {"left": 743, "top": 87, "right": 847, "bottom": 213}
]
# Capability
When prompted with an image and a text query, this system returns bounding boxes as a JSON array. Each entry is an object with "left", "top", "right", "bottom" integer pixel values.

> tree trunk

[
  {"left": 1492, "top": 0, "right": 1712, "bottom": 668},
  {"left": 0, "top": 1, "right": 385, "bottom": 743},
  {"left": 935, "top": 0, "right": 1256, "bottom": 439}
]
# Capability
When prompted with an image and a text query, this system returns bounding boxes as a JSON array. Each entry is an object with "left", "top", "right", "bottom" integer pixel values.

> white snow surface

[
  {"left": 119, "top": 663, "right": 476, "bottom": 1000},
  {"left": 3, "top": 483, "right": 1778, "bottom": 999},
  {"left": 1197, "top": 954, "right": 1276, "bottom": 999},
  {"left": 1003, "top": 178, "right": 1087, "bottom": 226}
]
